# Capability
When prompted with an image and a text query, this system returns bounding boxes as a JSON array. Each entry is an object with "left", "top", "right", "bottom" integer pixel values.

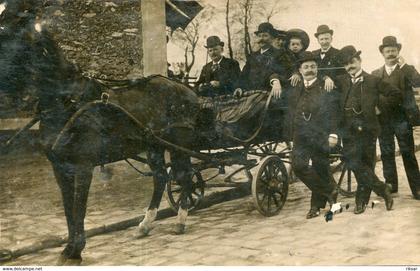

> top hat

[
  {"left": 338, "top": 45, "right": 362, "bottom": 65},
  {"left": 314, "top": 24, "right": 334, "bottom": 38},
  {"left": 254, "top": 22, "right": 277, "bottom": 36},
  {"left": 285, "top": 28, "right": 310, "bottom": 51},
  {"left": 204, "top": 36, "right": 224, "bottom": 48},
  {"left": 296, "top": 51, "right": 317, "bottom": 66},
  {"left": 379, "top": 36, "right": 402, "bottom": 52}
]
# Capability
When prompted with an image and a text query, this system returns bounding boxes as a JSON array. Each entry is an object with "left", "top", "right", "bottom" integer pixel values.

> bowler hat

[
  {"left": 338, "top": 45, "right": 362, "bottom": 65},
  {"left": 314, "top": 24, "right": 334, "bottom": 38},
  {"left": 204, "top": 36, "right": 224, "bottom": 48},
  {"left": 379, "top": 36, "right": 402, "bottom": 52},
  {"left": 254, "top": 22, "right": 277, "bottom": 36},
  {"left": 296, "top": 51, "right": 317, "bottom": 66},
  {"left": 285, "top": 28, "right": 310, "bottom": 51}
]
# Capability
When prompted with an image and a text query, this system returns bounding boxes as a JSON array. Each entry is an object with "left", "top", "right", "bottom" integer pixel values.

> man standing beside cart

[
  {"left": 287, "top": 51, "right": 339, "bottom": 219},
  {"left": 335, "top": 46, "right": 400, "bottom": 214}
]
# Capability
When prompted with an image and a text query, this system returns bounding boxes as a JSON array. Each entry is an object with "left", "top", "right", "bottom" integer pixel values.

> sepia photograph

[{"left": 0, "top": 0, "right": 419, "bottom": 269}]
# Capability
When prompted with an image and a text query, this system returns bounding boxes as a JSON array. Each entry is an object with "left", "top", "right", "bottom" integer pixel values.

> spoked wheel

[
  {"left": 335, "top": 162, "right": 357, "bottom": 197},
  {"left": 165, "top": 168, "right": 205, "bottom": 213},
  {"left": 252, "top": 155, "right": 289, "bottom": 216},
  {"left": 251, "top": 141, "right": 282, "bottom": 155}
]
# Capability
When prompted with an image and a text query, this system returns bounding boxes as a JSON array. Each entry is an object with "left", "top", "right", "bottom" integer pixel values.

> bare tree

[
  {"left": 225, "top": 0, "right": 234, "bottom": 59},
  {"left": 172, "top": 21, "right": 200, "bottom": 77},
  {"left": 241, "top": 0, "right": 253, "bottom": 60}
]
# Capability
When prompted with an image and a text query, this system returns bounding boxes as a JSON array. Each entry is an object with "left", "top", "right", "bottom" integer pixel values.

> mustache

[
  {"left": 386, "top": 55, "right": 397, "bottom": 59},
  {"left": 304, "top": 71, "right": 316, "bottom": 76}
]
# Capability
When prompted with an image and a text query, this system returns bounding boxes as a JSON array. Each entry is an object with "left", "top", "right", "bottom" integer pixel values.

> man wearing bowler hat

[
  {"left": 196, "top": 36, "right": 241, "bottom": 97},
  {"left": 372, "top": 36, "right": 420, "bottom": 199},
  {"left": 335, "top": 45, "right": 401, "bottom": 214},
  {"left": 234, "top": 22, "right": 293, "bottom": 98},
  {"left": 272, "top": 28, "right": 288, "bottom": 50},
  {"left": 287, "top": 51, "right": 339, "bottom": 218},
  {"left": 312, "top": 25, "right": 345, "bottom": 90}
]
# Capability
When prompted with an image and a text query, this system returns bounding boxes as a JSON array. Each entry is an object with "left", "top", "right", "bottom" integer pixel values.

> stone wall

[{"left": 44, "top": 0, "right": 143, "bottom": 79}]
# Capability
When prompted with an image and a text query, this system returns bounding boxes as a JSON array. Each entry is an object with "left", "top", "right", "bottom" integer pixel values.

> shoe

[
  {"left": 384, "top": 184, "right": 394, "bottom": 211},
  {"left": 306, "top": 207, "right": 320, "bottom": 219},
  {"left": 354, "top": 203, "right": 366, "bottom": 214}
]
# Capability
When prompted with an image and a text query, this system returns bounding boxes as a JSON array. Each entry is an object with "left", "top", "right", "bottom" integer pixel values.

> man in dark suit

[
  {"left": 372, "top": 36, "right": 420, "bottom": 199},
  {"left": 312, "top": 25, "right": 345, "bottom": 89},
  {"left": 234, "top": 22, "right": 294, "bottom": 99},
  {"left": 196, "top": 36, "right": 241, "bottom": 97},
  {"left": 287, "top": 51, "right": 339, "bottom": 219},
  {"left": 336, "top": 46, "right": 400, "bottom": 214}
]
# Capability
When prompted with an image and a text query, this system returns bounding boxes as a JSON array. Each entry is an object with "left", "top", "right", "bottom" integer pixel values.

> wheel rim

[
  {"left": 337, "top": 164, "right": 356, "bottom": 197},
  {"left": 253, "top": 156, "right": 288, "bottom": 216},
  {"left": 165, "top": 169, "right": 205, "bottom": 212}
]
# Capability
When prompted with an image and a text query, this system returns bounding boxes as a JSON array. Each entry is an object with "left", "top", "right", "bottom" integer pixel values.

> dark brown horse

[{"left": 1, "top": 1, "right": 199, "bottom": 264}]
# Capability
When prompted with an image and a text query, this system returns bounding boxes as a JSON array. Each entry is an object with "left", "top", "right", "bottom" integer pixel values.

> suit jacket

[
  {"left": 236, "top": 46, "right": 294, "bottom": 91},
  {"left": 196, "top": 56, "right": 241, "bottom": 96},
  {"left": 285, "top": 78, "right": 339, "bottom": 141},
  {"left": 371, "top": 64, "right": 420, "bottom": 126},
  {"left": 312, "top": 47, "right": 346, "bottom": 81},
  {"left": 336, "top": 71, "right": 402, "bottom": 137}
]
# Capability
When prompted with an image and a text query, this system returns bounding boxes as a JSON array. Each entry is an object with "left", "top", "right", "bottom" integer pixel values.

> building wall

[{"left": 44, "top": 0, "right": 144, "bottom": 79}]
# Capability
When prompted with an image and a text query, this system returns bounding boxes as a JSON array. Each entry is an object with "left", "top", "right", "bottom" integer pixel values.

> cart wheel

[
  {"left": 165, "top": 168, "right": 205, "bottom": 213},
  {"left": 252, "top": 155, "right": 288, "bottom": 216},
  {"left": 336, "top": 163, "right": 357, "bottom": 197},
  {"left": 252, "top": 141, "right": 280, "bottom": 155}
]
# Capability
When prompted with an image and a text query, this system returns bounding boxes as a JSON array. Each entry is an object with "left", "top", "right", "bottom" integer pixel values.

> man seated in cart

[
  {"left": 196, "top": 36, "right": 241, "bottom": 97},
  {"left": 233, "top": 22, "right": 294, "bottom": 100},
  {"left": 286, "top": 51, "right": 339, "bottom": 219}
]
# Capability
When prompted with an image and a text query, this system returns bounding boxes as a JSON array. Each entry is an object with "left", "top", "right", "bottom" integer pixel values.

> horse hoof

[
  {"left": 66, "top": 258, "right": 83, "bottom": 266},
  {"left": 173, "top": 223, "right": 186, "bottom": 235},
  {"left": 135, "top": 224, "right": 152, "bottom": 239}
]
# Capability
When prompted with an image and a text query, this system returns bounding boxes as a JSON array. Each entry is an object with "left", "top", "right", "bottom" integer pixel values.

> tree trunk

[{"left": 225, "top": 0, "right": 234, "bottom": 59}]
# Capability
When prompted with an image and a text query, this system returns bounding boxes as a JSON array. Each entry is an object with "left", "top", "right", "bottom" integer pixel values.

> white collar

[
  {"left": 212, "top": 56, "right": 223, "bottom": 65},
  {"left": 385, "top": 63, "right": 398, "bottom": 72},
  {"left": 351, "top": 69, "right": 363, "bottom": 78},
  {"left": 304, "top": 78, "right": 317, "bottom": 88},
  {"left": 321, "top": 46, "right": 331, "bottom": 53},
  {"left": 261, "top": 47, "right": 270, "bottom": 54}
]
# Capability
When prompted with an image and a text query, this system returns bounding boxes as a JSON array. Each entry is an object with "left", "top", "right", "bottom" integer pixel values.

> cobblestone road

[{"left": 5, "top": 152, "right": 420, "bottom": 266}]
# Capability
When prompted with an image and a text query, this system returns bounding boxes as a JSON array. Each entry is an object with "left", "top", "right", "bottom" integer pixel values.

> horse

[{"left": 0, "top": 1, "right": 200, "bottom": 264}]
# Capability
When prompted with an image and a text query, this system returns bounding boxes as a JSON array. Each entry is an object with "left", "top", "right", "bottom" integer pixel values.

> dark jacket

[
  {"left": 336, "top": 71, "right": 402, "bottom": 137},
  {"left": 196, "top": 56, "right": 241, "bottom": 97},
  {"left": 371, "top": 64, "right": 420, "bottom": 126},
  {"left": 285, "top": 78, "right": 339, "bottom": 141},
  {"left": 236, "top": 46, "right": 294, "bottom": 91},
  {"left": 312, "top": 47, "right": 346, "bottom": 81}
]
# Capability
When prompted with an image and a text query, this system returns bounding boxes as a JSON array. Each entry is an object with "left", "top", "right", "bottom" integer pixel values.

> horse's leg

[
  {"left": 62, "top": 164, "right": 93, "bottom": 264},
  {"left": 50, "top": 160, "right": 77, "bottom": 265},
  {"left": 137, "top": 147, "right": 168, "bottom": 237},
  {"left": 170, "top": 151, "right": 193, "bottom": 235}
]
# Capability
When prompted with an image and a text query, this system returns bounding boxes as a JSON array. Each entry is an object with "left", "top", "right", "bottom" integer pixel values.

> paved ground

[{"left": 4, "top": 151, "right": 420, "bottom": 266}]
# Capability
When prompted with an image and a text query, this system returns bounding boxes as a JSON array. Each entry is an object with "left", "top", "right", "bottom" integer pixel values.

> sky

[{"left": 167, "top": 0, "right": 420, "bottom": 77}]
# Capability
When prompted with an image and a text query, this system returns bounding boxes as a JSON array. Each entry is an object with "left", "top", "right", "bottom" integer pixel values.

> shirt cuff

[
  {"left": 270, "top": 79, "right": 280, "bottom": 86},
  {"left": 329, "top": 134, "right": 338, "bottom": 139}
]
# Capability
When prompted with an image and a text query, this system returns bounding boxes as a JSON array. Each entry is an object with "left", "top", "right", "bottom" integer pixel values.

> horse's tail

[{"left": 52, "top": 101, "right": 147, "bottom": 165}]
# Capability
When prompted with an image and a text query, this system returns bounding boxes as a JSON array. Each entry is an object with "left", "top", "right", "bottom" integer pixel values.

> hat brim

[
  {"left": 340, "top": 50, "right": 362, "bottom": 65},
  {"left": 285, "top": 29, "right": 310, "bottom": 51},
  {"left": 379, "top": 43, "right": 402, "bottom": 52},
  {"left": 314, "top": 30, "right": 334, "bottom": 38},
  {"left": 204, "top": 41, "right": 225, "bottom": 48},
  {"left": 254, "top": 30, "right": 277, "bottom": 36},
  {"left": 297, "top": 57, "right": 318, "bottom": 66}
]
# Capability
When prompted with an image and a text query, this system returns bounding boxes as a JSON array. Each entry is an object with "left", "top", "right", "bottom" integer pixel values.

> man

[
  {"left": 196, "top": 36, "right": 240, "bottom": 97},
  {"left": 272, "top": 28, "right": 287, "bottom": 50},
  {"left": 288, "top": 51, "right": 339, "bottom": 219},
  {"left": 372, "top": 36, "right": 420, "bottom": 199},
  {"left": 336, "top": 45, "right": 400, "bottom": 214},
  {"left": 312, "top": 25, "right": 345, "bottom": 90},
  {"left": 234, "top": 22, "right": 293, "bottom": 98}
]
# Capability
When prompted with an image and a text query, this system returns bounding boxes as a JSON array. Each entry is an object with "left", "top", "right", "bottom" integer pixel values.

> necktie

[
  {"left": 211, "top": 63, "right": 219, "bottom": 72},
  {"left": 351, "top": 76, "right": 363, "bottom": 84}
]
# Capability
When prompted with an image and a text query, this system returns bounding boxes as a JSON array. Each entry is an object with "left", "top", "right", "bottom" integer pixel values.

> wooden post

[{"left": 141, "top": 0, "right": 167, "bottom": 76}]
